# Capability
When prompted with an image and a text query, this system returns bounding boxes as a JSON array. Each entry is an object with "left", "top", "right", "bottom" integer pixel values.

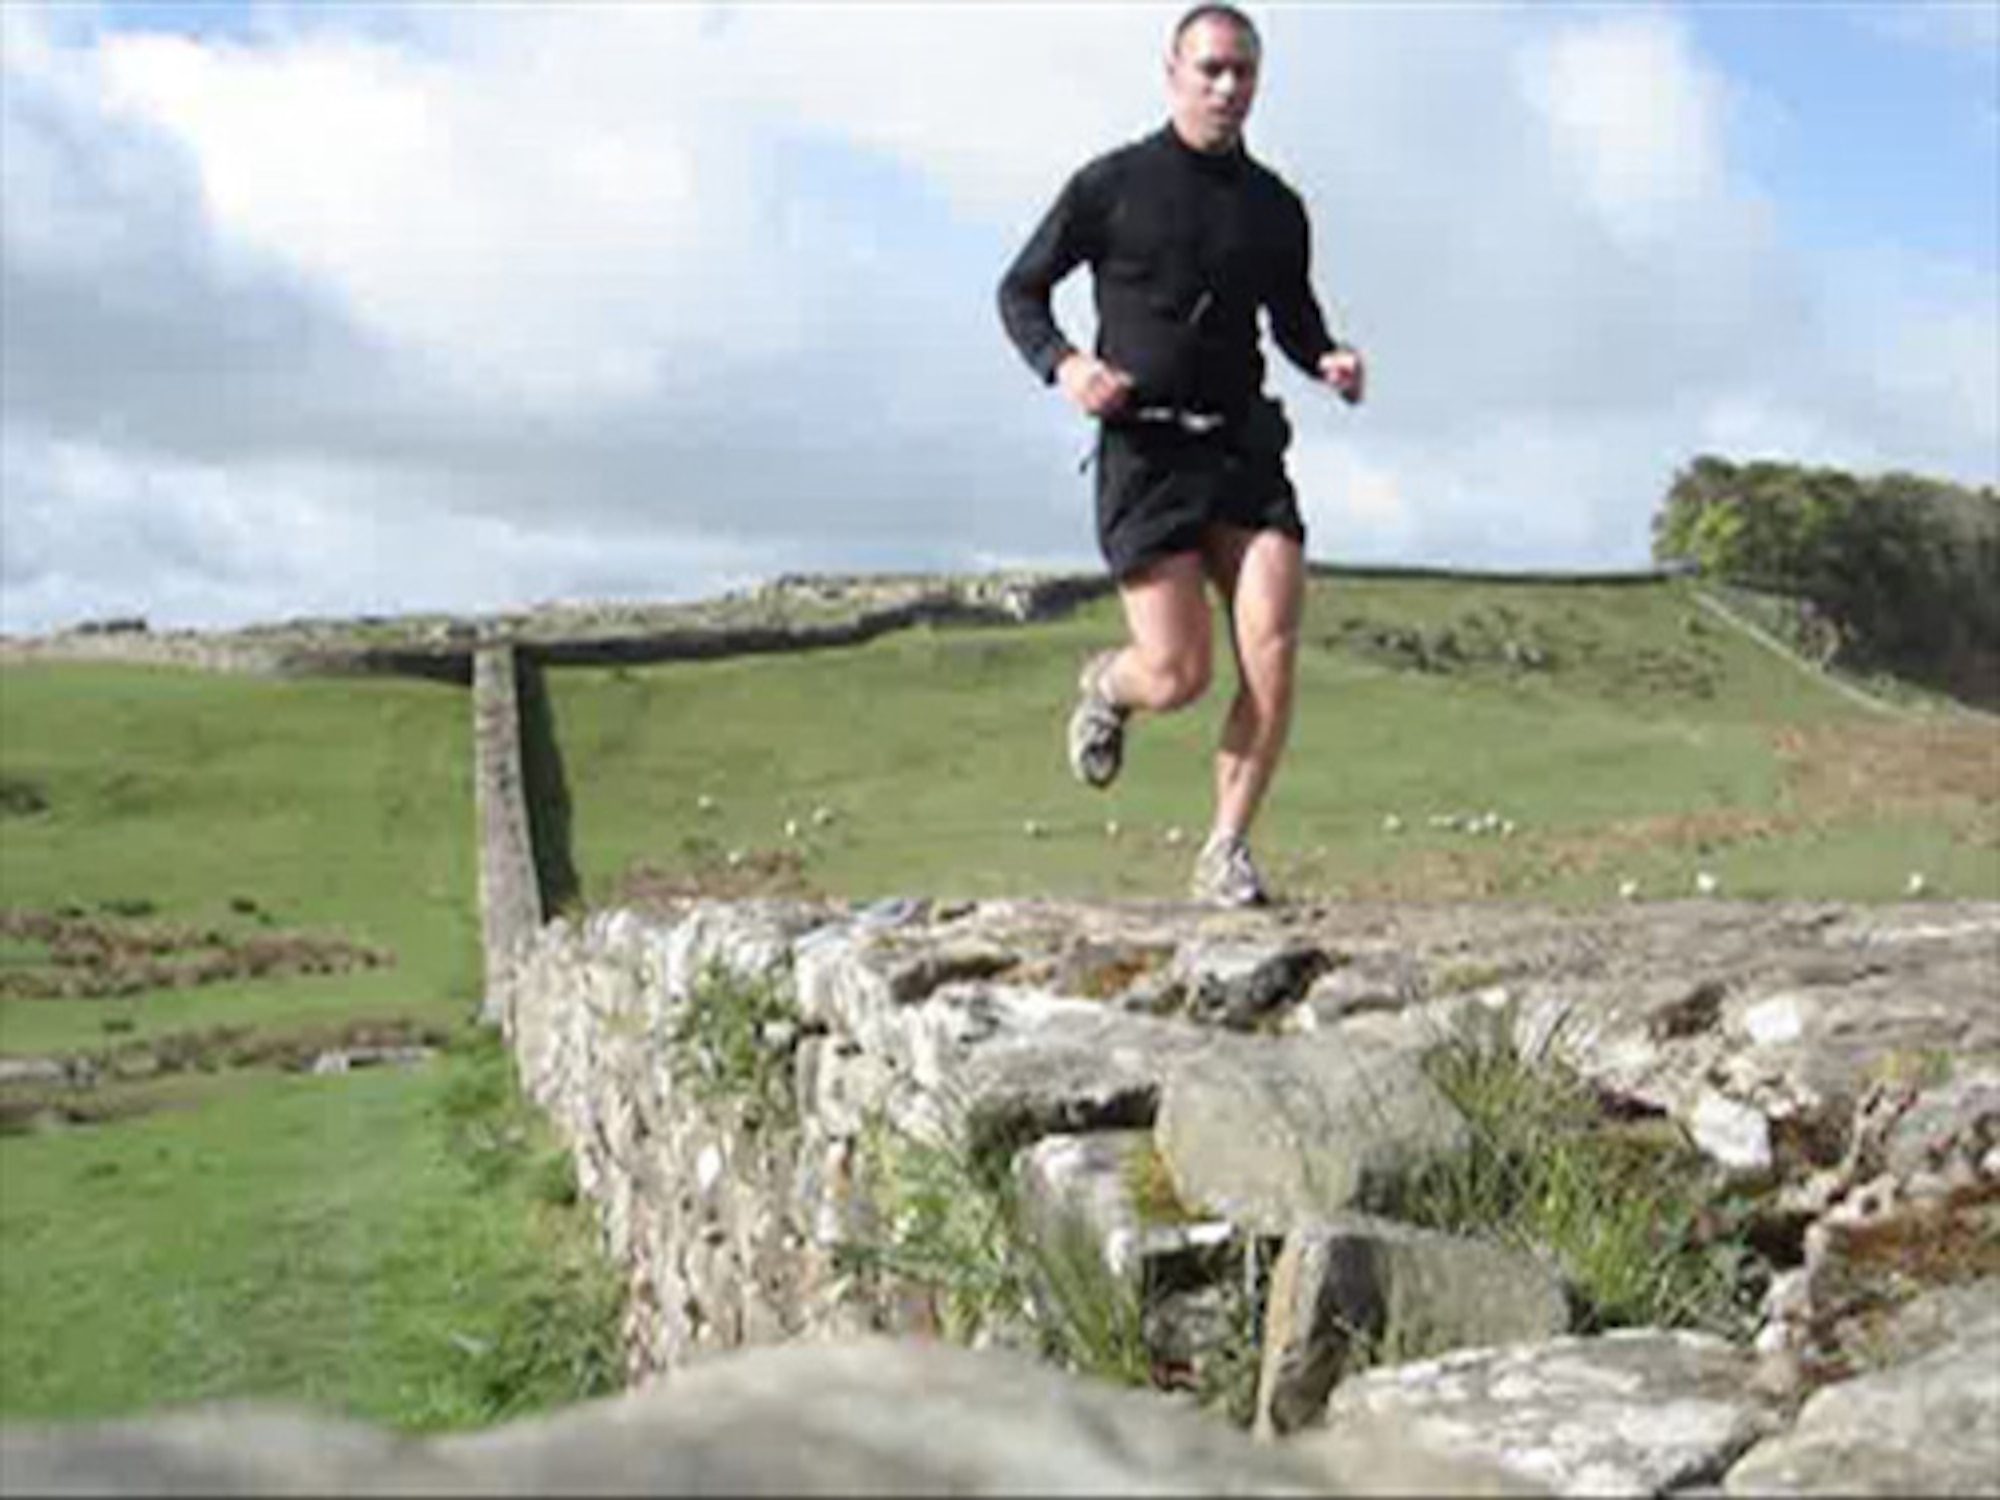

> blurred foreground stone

[{"left": 0, "top": 1338, "right": 1520, "bottom": 1497}]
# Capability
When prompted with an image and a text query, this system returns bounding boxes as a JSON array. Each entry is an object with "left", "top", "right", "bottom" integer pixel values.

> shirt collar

[{"left": 1157, "top": 122, "right": 1249, "bottom": 174}]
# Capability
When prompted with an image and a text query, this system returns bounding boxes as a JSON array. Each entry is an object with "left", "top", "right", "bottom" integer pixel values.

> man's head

[{"left": 1167, "top": 5, "right": 1261, "bottom": 154}]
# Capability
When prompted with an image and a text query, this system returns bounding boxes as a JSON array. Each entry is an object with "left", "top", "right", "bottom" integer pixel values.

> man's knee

[{"left": 1130, "top": 648, "right": 1211, "bottom": 711}]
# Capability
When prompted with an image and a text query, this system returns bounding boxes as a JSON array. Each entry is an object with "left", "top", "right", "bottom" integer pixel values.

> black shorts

[{"left": 1093, "top": 400, "right": 1306, "bottom": 579}]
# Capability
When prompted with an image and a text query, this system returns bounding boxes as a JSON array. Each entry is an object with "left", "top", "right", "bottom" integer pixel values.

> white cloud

[
  {"left": 1, "top": 2, "right": 1994, "bottom": 636},
  {"left": 1520, "top": 9, "right": 1730, "bottom": 247},
  {"left": 94, "top": 22, "right": 772, "bottom": 405},
  {"left": 0, "top": 427, "right": 784, "bottom": 633}
]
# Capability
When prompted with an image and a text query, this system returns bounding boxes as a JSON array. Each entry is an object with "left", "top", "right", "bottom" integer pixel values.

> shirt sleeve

[
  {"left": 997, "top": 168, "right": 1096, "bottom": 385},
  {"left": 1266, "top": 192, "right": 1340, "bottom": 376}
]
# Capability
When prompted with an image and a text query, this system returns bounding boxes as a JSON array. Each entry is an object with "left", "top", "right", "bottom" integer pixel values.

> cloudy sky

[{"left": 2, "top": 0, "right": 1995, "bottom": 635}]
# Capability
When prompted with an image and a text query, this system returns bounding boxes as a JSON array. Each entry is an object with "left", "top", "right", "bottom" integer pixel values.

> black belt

[
  {"left": 1125, "top": 406, "right": 1228, "bottom": 435},
  {"left": 1080, "top": 406, "right": 1232, "bottom": 473}
]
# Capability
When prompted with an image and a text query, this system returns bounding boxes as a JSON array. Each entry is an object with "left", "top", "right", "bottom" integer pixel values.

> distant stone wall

[
  {"left": 0, "top": 571, "right": 1119, "bottom": 679},
  {"left": 472, "top": 647, "right": 544, "bottom": 1025},
  {"left": 1, "top": 566, "right": 1712, "bottom": 679}
]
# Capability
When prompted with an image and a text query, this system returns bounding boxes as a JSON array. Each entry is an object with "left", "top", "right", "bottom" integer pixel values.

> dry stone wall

[
  {"left": 0, "top": 571, "right": 1115, "bottom": 678},
  {"left": 472, "top": 647, "right": 543, "bottom": 1024},
  {"left": 495, "top": 893, "right": 2000, "bottom": 1495}
]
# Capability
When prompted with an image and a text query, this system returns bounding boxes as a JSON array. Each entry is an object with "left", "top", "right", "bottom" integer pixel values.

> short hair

[{"left": 1172, "top": 4, "right": 1261, "bottom": 57}]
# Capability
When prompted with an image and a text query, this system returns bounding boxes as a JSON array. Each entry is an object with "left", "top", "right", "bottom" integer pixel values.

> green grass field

[
  {"left": 0, "top": 665, "right": 478, "bottom": 1056},
  {"left": 0, "top": 665, "right": 619, "bottom": 1429},
  {"left": 544, "top": 577, "right": 1998, "bottom": 909},
  {"left": 1, "top": 573, "right": 1993, "bottom": 1430},
  {"left": 0, "top": 1040, "right": 619, "bottom": 1430}
]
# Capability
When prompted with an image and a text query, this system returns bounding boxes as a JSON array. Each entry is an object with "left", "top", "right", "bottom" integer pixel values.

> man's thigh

[
  {"left": 1201, "top": 526, "right": 1305, "bottom": 653},
  {"left": 1118, "top": 551, "right": 1213, "bottom": 665}
]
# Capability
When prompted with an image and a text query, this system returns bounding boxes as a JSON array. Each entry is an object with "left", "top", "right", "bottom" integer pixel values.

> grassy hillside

[
  {"left": 543, "top": 576, "right": 1998, "bottom": 908},
  {"left": 0, "top": 665, "right": 617, "bottom": 1430},
  {"left": 0, "top": 1042, "right": 618, "bottom": 1430},
  {"left": 0, "top": 664, "right": 479, "bottom": 1057}
]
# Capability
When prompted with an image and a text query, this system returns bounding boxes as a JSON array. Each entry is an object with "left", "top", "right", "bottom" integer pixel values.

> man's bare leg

[
  {"left": 1200, "top": 526, "right": 1306, "bottom": 842},
  {"left": 1099, "top": 552, "right": 1214, "bottom": 713}
]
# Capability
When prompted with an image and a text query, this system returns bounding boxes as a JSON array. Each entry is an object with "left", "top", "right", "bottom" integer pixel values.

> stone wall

[
  {"left": 472, "top": 647, "right": 544, "bottom": 1025},
  {"left": 0, "top": 571, "right": 1118, "bottom": 678},
  {"left": 496, "top": 893, "right": 2000, "bottom": 1494}
]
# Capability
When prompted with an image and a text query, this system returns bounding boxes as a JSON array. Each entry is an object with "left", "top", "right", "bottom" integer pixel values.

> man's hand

[
  {"left": 1057, "top": 352, "right": 1136, "bottom": 418},
  {"left": 1318, "top": 348, "right": 1366, "bottom": 406}
]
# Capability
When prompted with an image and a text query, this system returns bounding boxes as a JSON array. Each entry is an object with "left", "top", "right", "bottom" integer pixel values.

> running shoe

[
  {"left": 1191, "top": 833, "right": 1270, "bottom": 909},
  {"left": 1066, "top": 650, "right": 1128, "bottom": 789}
]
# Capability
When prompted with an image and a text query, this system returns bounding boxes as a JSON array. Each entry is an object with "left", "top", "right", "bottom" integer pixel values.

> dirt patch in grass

[
  {"left": 1774, "top": 721, "right": 2000, "bottom": 824},
  {"left": 0, "top": 775, "right": 50, "bottom": 818},
  {"left": 0, "top": 1077, "right": 201, "bottom": 1134},
  {"left": 0, "top": 909, "right": 393, "bottom": 1000},
  {"left": 611, "top": 848, "right": 825, "bottom": 908},
  {"left": 1518, "top": 808, "right": 1804, "bottom": 888},
  {"left": 0, "top": 1017, "right": 453, "bottom": 1134},
  {"left": 104, "top": 1016, "right": 452, "bottom": 1078}
]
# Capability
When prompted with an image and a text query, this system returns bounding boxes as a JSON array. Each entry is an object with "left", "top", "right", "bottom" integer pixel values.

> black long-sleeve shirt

[{"left": 998, "top": 125, "right": 1339, "bottom": 416}]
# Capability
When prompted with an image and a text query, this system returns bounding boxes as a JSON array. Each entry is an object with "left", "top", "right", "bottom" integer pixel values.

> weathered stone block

[
  {"left": 1724, "top": 1297, "right": 2000, "bottom": 1496},
  {"left": 1154, "top": 1033, "right": 1469, "bottom": 1233},
  {"left": 1255, "top": 1216, "right": 1572, "bottom": 1436},
  {"left": 1302, "top": 1329, "right": 1778, "bottom": 1498}
]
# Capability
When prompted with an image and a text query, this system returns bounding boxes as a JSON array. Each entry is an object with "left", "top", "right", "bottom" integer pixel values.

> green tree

[{"left": 1653, "top": 455, "right": 1999, "bottom": 706}]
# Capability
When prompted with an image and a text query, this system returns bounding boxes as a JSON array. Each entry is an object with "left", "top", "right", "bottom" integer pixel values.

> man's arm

[
  {"left": 998, "top": 173, "right": 1090, "bottom": 385},
  {"left": 998, "top": 166, "right": 1136, "bottom": 416},
  {"left": 1267, "top": 195, "right": 1364, "bottom": 404},
  {"left": 1266, "top": 197, "right": 1338, "bottom": 377}
]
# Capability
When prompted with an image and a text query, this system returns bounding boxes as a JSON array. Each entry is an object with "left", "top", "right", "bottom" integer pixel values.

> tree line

[{"left": 1652, "top": 455, "right": 1999, "bottom": 707}]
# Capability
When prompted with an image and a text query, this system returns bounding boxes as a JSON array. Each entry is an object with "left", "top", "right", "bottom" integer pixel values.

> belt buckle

[{"left": 1133, "top": 406, "right": 1224, "bottom": 436}]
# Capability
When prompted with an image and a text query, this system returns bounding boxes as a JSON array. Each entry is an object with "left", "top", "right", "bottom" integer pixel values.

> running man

[{"left": 998, "top": 3, "right": 1365, "bottom": 908}]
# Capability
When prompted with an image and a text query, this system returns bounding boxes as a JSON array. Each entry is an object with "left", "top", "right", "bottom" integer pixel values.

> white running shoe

[
  {"left": 1191, "top": 833, "right": 1270, "bottom": 909},
  {"left": 1066, "top": 650, "right": 1128, "bottom": 790}
]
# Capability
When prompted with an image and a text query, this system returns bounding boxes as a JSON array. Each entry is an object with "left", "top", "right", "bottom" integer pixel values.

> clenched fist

[
  {"left": 1318, "top": 348, "right": 1366, "bottom": 406},
  {"left": 1057, "top": 353, "right": 1136, "bottom": 418}
]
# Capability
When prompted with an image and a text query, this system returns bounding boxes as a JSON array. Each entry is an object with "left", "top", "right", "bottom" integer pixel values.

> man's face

[{"left": 1167, "top": 17, "right": 1260, "bottom": 152}]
